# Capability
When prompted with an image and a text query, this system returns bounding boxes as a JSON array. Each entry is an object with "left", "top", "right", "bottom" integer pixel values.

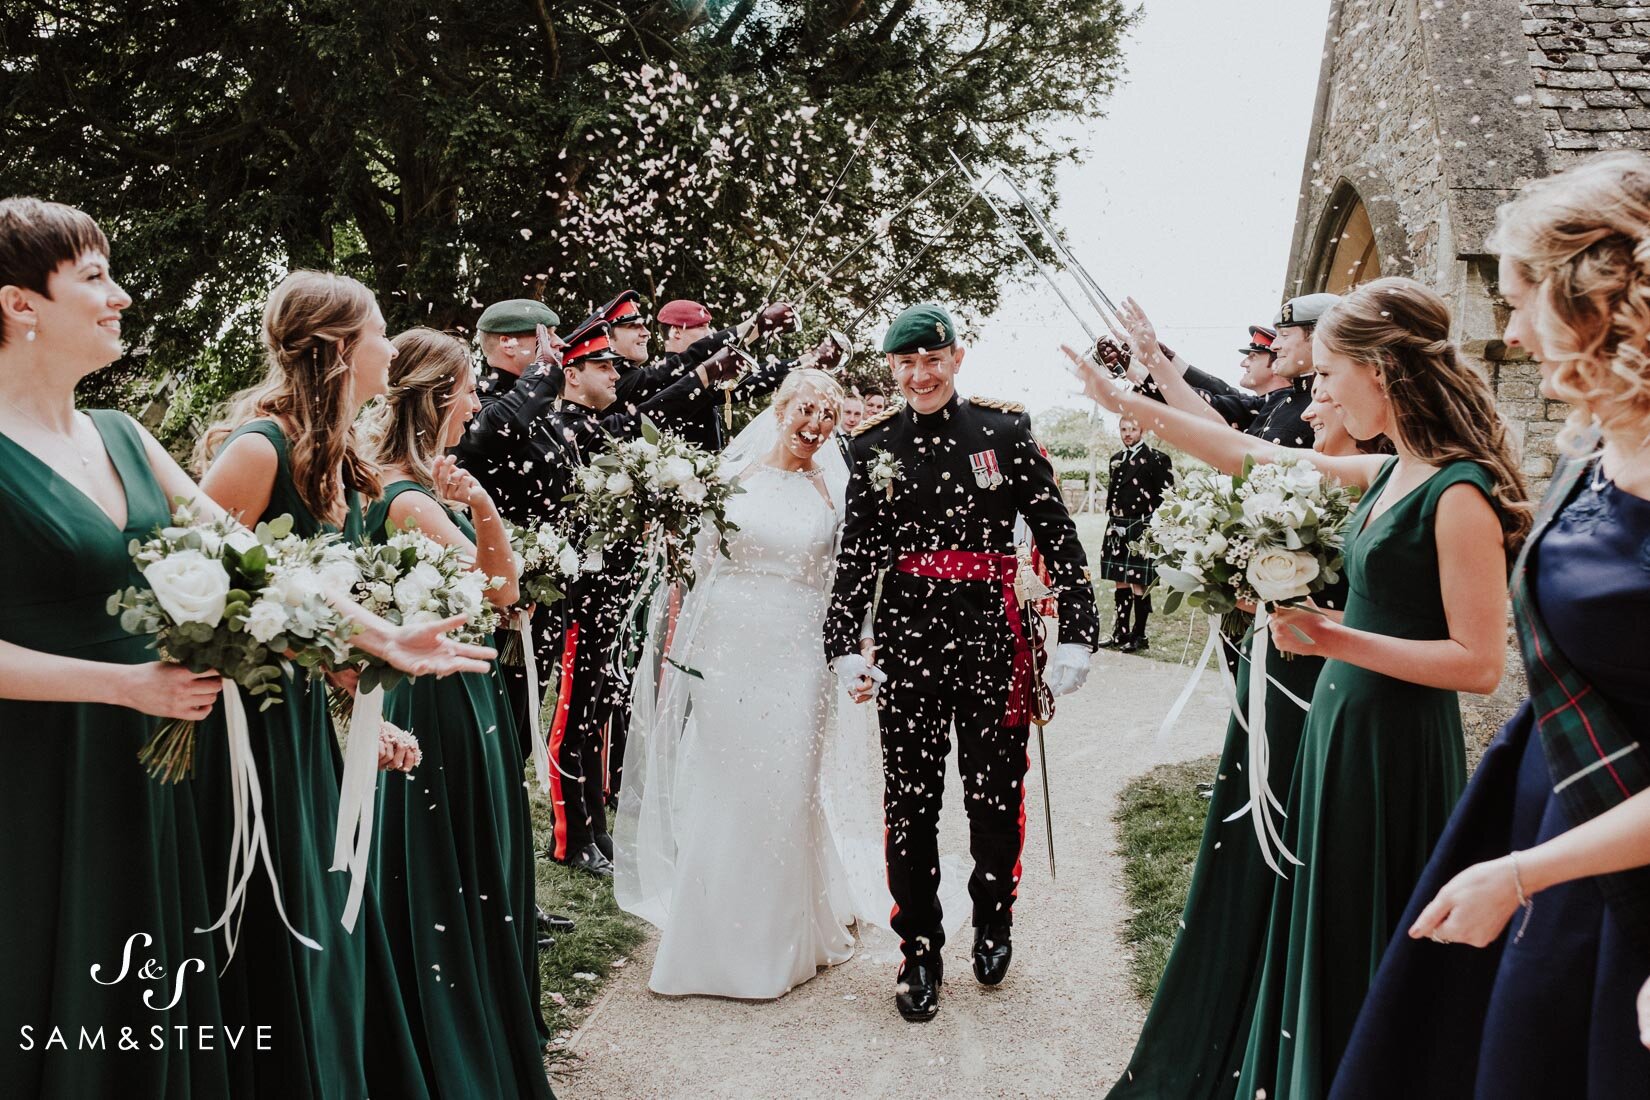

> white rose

[
  {"left": 678, "top": 478, "right": 708, "bottom": 505},
  {"left": 605, "top": 471, "right": 634, "bottom": 496},
  {"left": 558, "top": 546, "right": 582, "bottom": 576},
  {"left": 393, "top": 563, "right": 442, "bottom": 612},
  {"left": 579, "top": 466, "right": 606, "bottom": 493},
  {"left": 1246, "top": 548, "right": 1321, "bottom": 603},
  {"left": 368, "top": 581, "right": 394, "bottom": 606},
  {"left": 269, "top": 566, "right": 321, "bottom": 607},
  {"left": 143, "top": 550, "right": 231, "bottom": 628},
  {"left": 225, "top": 528, "right": 261, "bottom": 556},
  {"left": 452, "top": 572, "right": 487, "bottom": 616},
  {"left": 316, "top": 548, "right": 360, "bottom": 593},
  {"left": 656, "top": 456, "right": 695, "bottom": 489},
  {"left": 195, "top": 528, "right": 223, "bottom": 556},
  {"left": 243, "top": 598, "right": 289, "bottom": 644}
]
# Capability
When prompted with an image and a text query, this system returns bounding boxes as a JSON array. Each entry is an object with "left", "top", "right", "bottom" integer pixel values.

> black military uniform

[
  {"left": 825, "top": 308, "right": 1099, "bottom": 1017},
  {"left": 1099, "top": 441, "right": 1175, "bottom": 650},
  {"left": 451, "top": 300, "right": 567, "bottom": 765},
  {"left": 1176, "top": 365, "right": 1314, "bottom": 447},
  {"left": 536, "top": 320, "right": 732, "bottom": 875}
]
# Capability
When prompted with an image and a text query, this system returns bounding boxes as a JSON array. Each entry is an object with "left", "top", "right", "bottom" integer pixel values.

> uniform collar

[{"left": 907, "top": 391, "right": 961, "bottom": 427}]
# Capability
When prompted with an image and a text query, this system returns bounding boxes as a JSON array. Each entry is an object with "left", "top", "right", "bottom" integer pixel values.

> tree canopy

[{"left": 2, "top": 0, "right": 1134, "bottom": 449}]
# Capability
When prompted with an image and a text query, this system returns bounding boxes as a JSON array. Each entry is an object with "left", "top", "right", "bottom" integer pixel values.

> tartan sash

[{"left": 1510, "top": 451, "right": 1650, "bottom": 938}]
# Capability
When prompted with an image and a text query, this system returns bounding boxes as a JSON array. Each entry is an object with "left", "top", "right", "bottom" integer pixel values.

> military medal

[{"left": 969, "top": 448, "right": 1004, "bottom": 489}]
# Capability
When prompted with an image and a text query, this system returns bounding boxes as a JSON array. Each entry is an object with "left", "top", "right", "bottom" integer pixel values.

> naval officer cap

[
  {"left": 881, "top": 302, "right": 957, "bottom": 355},
  {"left": 1275, "top": 292, "right": 1340, "bottom": 329},
  {"left": 476, "top": 298, "right": 559, "bottom": 334}
]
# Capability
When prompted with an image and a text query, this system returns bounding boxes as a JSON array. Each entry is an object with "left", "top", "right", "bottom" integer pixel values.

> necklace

[{"left": 0, "top": 395, "right": 96, "bottom": 466}]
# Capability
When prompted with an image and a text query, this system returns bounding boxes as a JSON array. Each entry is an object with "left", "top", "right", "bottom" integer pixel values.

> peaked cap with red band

[
  {"left": 657, "top": 298, "right": 712, "bottom": 329},
  {"left": 1241, "top": 324, "right": 1278, "bottom": 356},
  {"left": 562, "top": 318, "right": 621, "bottom": 366},
  {"left": 592, "top": 289, "right": 645, "bottom": 329}
]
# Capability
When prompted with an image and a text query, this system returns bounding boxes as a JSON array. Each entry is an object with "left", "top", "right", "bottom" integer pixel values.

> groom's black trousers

[{"left": 876, "top": 573, "right": 1030, "bottom": 969}]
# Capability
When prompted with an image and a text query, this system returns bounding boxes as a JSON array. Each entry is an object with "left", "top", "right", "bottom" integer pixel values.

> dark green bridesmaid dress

[
  {"left": 365, "top": 481, "right": 553, "bottom": 1099},
  {"left": 0, "top": 411, "right": 233, "bottom": 1098},
  {"left": 1235, "top": 459, "right": 1493, "bottom": 1100},
  {"left": 192, "top": 419, "right": 428, "bottom": 1099},
  {"left": 1107, "top": 582, "right": 1343, "bottom": 1098}
]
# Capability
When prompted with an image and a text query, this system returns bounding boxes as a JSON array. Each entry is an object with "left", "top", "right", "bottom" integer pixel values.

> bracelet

[{"left": 1509, "top": 850, "right": 1535, "bottom": 943}]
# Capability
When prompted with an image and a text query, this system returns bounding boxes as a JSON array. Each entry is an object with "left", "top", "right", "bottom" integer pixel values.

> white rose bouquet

[
  {"left": 1139, "top": 454, "right": 1358, "bottom": 633},
  {"left": 342, "top": 522, "right": 505, "bottom": 694},
  {"left": 108, "top": 507, "right": 357, "bottom": 782},
  {"left": 1137, "top": 454, "right": 1360, "bottom": 876},
  {"left": 497, "top": 520, "right": 585, "bottom": 666},
  {"left": 570, "top": 419, "right": 743, "bottom": 587}
]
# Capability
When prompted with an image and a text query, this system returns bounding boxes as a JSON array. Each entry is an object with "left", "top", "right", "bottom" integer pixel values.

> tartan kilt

[{"left": 1099, "top": 514, "right": 1155, "bottom": 586}]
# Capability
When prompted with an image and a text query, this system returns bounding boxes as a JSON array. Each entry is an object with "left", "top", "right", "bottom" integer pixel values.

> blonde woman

[
  {"left": 1332, "top": 151, "right": 1650, "bottom": 1099},
  {"left": 196, "top": 271, "right": 434, "bottom": 1099},
  {"left": 1073, "top": 276, "right": 1528, "bottom": 1100},
  {"left": 616, "top": 369, "right": 863, "bottom": 999},
  {"left": 362, "top": 327, "right": 554, "bottom": 1098}
]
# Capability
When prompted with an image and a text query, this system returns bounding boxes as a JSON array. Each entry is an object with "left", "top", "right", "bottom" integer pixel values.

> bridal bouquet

[
  {"left": 108, "top": 506, "right": 356, "bottom": 782},
  {"left": 1138, "top": 454, "right": 1359, "bottom": 625},
  {"left": 498, "top": 520, "right": 587, "bottom": 666},
  {"left": 1137, "top": 454, "right": 1360, "bottom": 877},
  {"left": 570, "top": 419, "right": 742, "bottom": 586}
]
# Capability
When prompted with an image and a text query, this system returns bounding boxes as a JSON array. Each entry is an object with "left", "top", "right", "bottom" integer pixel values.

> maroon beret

[{"left": 657, "top": 299, "right": 712, "bottom": 328}]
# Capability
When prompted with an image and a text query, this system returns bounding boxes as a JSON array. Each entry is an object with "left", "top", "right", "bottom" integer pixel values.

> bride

[{"left": 615, "top": 368, "right": 876, "bottom": 998}]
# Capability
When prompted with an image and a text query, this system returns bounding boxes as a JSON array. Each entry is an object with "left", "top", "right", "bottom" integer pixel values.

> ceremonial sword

[{"left": 1018, "top": 575, "right": 1059, "bottom": 881}]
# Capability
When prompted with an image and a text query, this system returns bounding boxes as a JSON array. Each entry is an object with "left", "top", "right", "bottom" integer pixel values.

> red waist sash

[{"left": 895, "top": 551, "right": 1033, "bottom": 727}]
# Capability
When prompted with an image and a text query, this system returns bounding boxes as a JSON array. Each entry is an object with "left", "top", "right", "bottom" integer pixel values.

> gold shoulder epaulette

[
  {"left": 851, "top": 402, "right": 904, "bottom": 436},
  {"left": 969, "top": 395, "right": 1025, "bottom": 414}
]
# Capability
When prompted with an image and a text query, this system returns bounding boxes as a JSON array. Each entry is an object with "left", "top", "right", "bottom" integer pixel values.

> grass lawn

[
  {"left": 1072, "top": 513, "right": 1214, "bottom": 666},
  {"left": 528, "top": 795, "right": 648, "bottom": 1067},
  {"left": 1112, "top": 754, "right": 1220, "bottom": 1001}
]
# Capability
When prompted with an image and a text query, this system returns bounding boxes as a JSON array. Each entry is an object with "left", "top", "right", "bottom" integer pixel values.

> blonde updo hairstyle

[
  {"left": 1486, "top": 149, "right": 1650, "bottom": 455},
  {"left": 1316, "top": 276, "right": 1533, "bottom": 553},
  {"left": 365, "top": 327, "right": 472, "bottom": 492},
  {"left": 772, "top": 367, "right": 846, "bottom": 425},
  {"left": 198, "top": 270, "right": 383, "bottom": 528}
]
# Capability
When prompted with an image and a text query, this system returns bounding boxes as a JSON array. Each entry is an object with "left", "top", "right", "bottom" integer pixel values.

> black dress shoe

[
  {"left": 895, "top": 961, "right": 941, "bottom": 1022},
  {"left": 1097, "top": 634, "right": 1124, "bottom": 650},
  {"left": 972, "top": 924, "right": 1013, "bottom": 986},
  {"left": 537, "top": 934, "right": 555, "bottom": 953},
  {"left": 594, "top": 832, "right": 614, "bottom": 862},
  {"left": 537, "top": 906, "right": 576, "bottom": 934},
  {"left": 1120, "top": 636, "right": 1149, "bottom": 653},
  {"left": 553, "top": 842, "right": 613, "bottom": 878}
]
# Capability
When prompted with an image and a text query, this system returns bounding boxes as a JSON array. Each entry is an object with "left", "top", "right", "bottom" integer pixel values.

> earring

[{"left": 24, "top": 325, "right": 36, "bottom": 342}]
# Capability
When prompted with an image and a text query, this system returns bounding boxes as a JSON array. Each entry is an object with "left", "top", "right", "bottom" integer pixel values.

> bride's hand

[{"left": 1061, "top": 345, "right": 1129, "bottom": 414}]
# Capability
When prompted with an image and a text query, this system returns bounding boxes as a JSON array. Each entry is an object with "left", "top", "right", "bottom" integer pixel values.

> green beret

[
  {"left": 881, "top": 302, "right": 958, "bottom": 354},
  {"left": 477, "top": 298, "right": 560, "bottom": 334},
  {"left": 1275, "top": 292, "right": 1340, "bottom": 329}
]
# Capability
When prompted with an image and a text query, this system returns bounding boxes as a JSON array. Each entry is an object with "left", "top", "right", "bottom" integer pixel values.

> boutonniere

[{"left": 869, "top": 449, "right": 904, "bottom": 500}]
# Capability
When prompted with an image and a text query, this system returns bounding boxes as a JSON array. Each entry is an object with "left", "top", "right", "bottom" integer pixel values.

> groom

[{"left": 825, "top": 301, "right": 1100, "bottom": 1022}]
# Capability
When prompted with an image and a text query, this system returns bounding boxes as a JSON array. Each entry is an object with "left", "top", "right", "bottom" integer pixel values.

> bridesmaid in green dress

[
  {"left": 193, "top": 270, "right": 429, "bottom": 1099},
  {"left": 1076, "top": 277, "right": 1531, "bottom": 1100},
  {"left": 1105, "top": 393, "right": 1369, "bottom": 1098},
  {"left": 0, "top": 202, "right": 493, "bottom": 1098},
  {"left": 363, "top": 327, "right": 554, "bottom": 1098}
]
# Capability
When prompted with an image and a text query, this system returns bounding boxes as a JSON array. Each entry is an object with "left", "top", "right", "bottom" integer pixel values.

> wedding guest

[
  {"left": 195, "top": 270, "right": 432, "bottom": 1099},
  {"left": 1331, "top": 150, "right": 1650, "bottom": 1100},
  {"left": 1074, "top": 275, "right": 1529, "bottom": 1100},
  {"left": 0, "top": 203, "right": 487, "bottom": 1099},
  {"left": 363, "top": 328, "right": 554, "bottom": 1098},
  {"left": 1097, "top": 414, "right": 1174, "bottom": 652},
  {"left": 840, "top": 390, "right": 866, "bottom": 433},
  {"left": 1104, "top": 390, "right": 1360, "bottom": 1100},
  {"left": 861, "top": 385, "right": 887, "bottom": 417}
]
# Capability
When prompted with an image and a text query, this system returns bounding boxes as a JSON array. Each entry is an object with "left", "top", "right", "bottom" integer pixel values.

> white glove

[
  {"left": 830, "top": 653, "right": 887, "bottom": 702},
  {"left": 1045, "top": 643, "right": 1092, "bottom": 698}
]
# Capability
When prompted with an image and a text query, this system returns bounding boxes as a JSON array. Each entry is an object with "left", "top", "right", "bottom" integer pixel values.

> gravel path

[{"left": 559, "top": 646, "right": 1229, "bottom": 1099}]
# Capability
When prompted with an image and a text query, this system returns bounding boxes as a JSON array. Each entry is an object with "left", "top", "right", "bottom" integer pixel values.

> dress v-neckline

[
  {"left": 1358, "top": 459, "right": 1443, "bottom": 537},
  {"left": 0, "top": 414, "right": 134, "bottom": 533}
]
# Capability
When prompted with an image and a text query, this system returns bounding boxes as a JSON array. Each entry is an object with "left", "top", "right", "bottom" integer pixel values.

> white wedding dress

[{"left": 615, "top": 413, "right": 968, "bottom": 998}]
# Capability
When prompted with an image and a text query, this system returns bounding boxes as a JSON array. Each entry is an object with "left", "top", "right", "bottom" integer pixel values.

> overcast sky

[{"left": 944, "top": 0, "right": 1333, "bottom": 417}]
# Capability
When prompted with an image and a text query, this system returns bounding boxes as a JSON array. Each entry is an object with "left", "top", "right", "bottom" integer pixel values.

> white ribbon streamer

[
  {"left": 1241, "top": 607, "right": 1302, "bottom": 876},
  {"left": 330, "top": 684, "right": 384, "bottom": 932},
  {"left": 198, "top": 680, "right": 323, "bottom": 967},
  {"left": 519, "top": 608, "right": 550, "bottom": 794}
]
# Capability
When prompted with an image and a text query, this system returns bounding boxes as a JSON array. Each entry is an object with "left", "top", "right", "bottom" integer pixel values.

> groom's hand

[
  {"left": 1045, "top": 643, "right": 1092, "bottom": 698},
  {"left": 831, "top": 653, "right": 886, "bottom": 704}
]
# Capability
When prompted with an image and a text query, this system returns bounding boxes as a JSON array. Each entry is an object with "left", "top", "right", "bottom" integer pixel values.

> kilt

[{"left": 1099, "top": 513, "right": 1155, "bottom": 586}]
